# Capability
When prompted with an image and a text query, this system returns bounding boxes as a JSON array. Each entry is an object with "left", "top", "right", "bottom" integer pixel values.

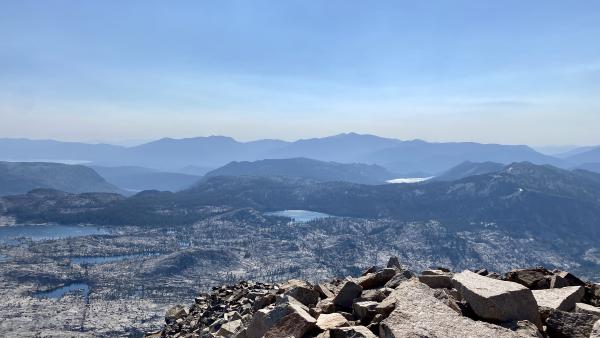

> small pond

[
  {"left": 264, "top": 210, "right": 332, "bottom": 223},
  {"left": 386, "top": 177, "right": 433, "bottom": 184},
  {"left": 34, "top": 282, "right": 90, "bottom": 303},
  {"left": 0, "top": 225, "right": 108, "bottom": 243}
]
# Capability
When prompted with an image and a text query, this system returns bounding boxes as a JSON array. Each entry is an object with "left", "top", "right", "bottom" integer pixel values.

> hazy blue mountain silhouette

[
  {"left": 0, "top": 161, "right": 122, "bottom": 196},
  {"left": 90, "top": 165, "right": 201, "bottom": 192},
  {"left": 204, "top": 157, "right": 395, "bottom": 184},
  {"left": 575, "top": 162, "right": 600, "bottom": 173},
  {"left": 0, "top": 133, "right": 565, "bottom": 174},
  {"left": 264, "top": 133, "right": 402, "bottom": 162},
  {"left": 565, "top": 146, "right": 600, "bottom": 165},
  {"left": 0, "top": 138, "right": 124, "bottom": 163},
  {"left": 433, "top": 161, "right": 504, "bottom": 181},
  {"left": 554, "top": 145, "right": 599, "bottom": 159},
  {"left": 361, "top": 141, "right": 563, "bottom": 175}
]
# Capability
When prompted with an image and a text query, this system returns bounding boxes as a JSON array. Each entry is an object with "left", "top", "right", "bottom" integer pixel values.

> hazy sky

[{"left": 1, "top": 1, "right": 599, "bottom": 145}]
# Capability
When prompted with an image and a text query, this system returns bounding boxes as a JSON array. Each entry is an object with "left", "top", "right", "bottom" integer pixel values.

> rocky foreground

[{"left": 149, "top": 258, "right": 600, "bottom": 338}]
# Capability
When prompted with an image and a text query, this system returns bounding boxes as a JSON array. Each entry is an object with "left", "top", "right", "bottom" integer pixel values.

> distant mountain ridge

[
  {"left": 434, "top": 161, "right": 505, "bottom": 181},
  {"left": 4, "top": 162, "right": 600, "bottom": 242},
  {"left": 565, "top": 146, "right": 600, "bottom": 165},
  {"left": 0, "top": 161, "right": 122, "bottom": 196},
  {"left": 89, "top": 165, "right": 201, "bottom": 192},
  {"left": 575, "top": 162, "right": 600, "bottom": 174},
  {"left": 204, "top": 157, "right": 395, "bottom": 184},
  {"left": 0, "top": 133, "right": 566, "bottom": 174}
]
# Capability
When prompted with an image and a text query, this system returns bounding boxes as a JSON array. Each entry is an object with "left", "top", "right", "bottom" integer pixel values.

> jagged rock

[
  {"left": 253, "top": 293, "right": 276, "bottom": 311},
  {"left": 545, "top": 310, "right": 599, "bottom": 338},
  {"left": 276, "top": 294, "right": 310, "bottom": 312},
  {"left": 155, "top": 262, "right": 595, "bottom": 338},
  {"left": 505, "top": 268, "right": 552, "bottom": 289},
  {"left": 361, "top": 266, "right": 378, "bottom": 276},
  {"left": 383, "top": 270, "right": 415, "bottom": 289},
  {"left": 355, "top": 268, "right": 396, "bottom": 289},
  {"left": 532, "top": 286, "right": 584, "bottom": 311},
  {"left": 452, "top": 270, "right": 542, "bottom": 329},
  {"left": 216, "top": 319, "right": 242, "bottom": 336},
  {"left": 430, "top": 266, "right": 451, "bottom": 272},
  {"left": 333, "top": 281, "right": 363, "bottom": 309},
  {"left": 553, "top": 271, "right": 585, "bottom": 287},
  {"left": 352, "top": 301, "right": 378, "bottom": 323},
  {"left": 476, "top": 268, "right": 489, "bottom": 276},
  {"left": 500, "top": 320, "right": 543, "bottom": 338},
  {"left": 549, "top": 274, "right": 569, "bottom": 289},
  {"left": 591, "top": 320, "right": 600, "bottom": 338},
  {"left": 146, "top": 330, "right": 161, "bottom": 338},
  {"left": 386, "top": 256, "right": 402, "bottom": 270},
  {"left": 421, "top": 269, "right": 448, "bottom": 276},
  {"left": 224, "top": 311, "right": 242, "bottom": 321},
  {"left": 330, "top": 326, "right": 377, "bottom": 338},
  {"left": 356, "top": 289, "right": 388, "bottom": 302},
  {"left": 418, "top": 270, "right": 454, "bottom": 289},
  {"left": 336, "top": 311, "right": 355, "bottom": 321},
  {"left": 245, "top": 302, "right": 316, "bottom": 338},
  {"left": 432, "top": 288, "right": 462, "bottom": 314},
  {"left": 165, "top": 305, "right": 188, "bottom": 324},
  {"left": 374, "top": 288, "right": 405, "bottom": 317},
  {"left": 487, "top": 272, "right": 503, "bottom": 279},
  {"left": 315, "top": 283, "right": 335, "bottom": 299},
  {"left": 379, "top": 280, "right": 520, "bottom": 337},
  {"left": 282, "top": 279, "right": 320, "bottom": 307},
  {"left": 315, "top": 298, "right": 336, "bottom": 314},
  {"left": 589, "top": 283, "right": 600, "bottom": 306},
  {"left": 316, "top": 312, "right": 349, "bottom": 330},
  {"left": 316, "top": 331, "right": 331, "bottom": 338},
  {"left": 575, "top": 302, "right": 600, "bottom": 316},
  {"left": 369, "top": 313, "right": 384, "bottom": 325}
]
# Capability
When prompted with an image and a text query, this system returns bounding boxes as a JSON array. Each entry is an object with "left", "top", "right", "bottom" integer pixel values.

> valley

[{"left": 1, "top": 202, "right": 599, "bottom": 336}]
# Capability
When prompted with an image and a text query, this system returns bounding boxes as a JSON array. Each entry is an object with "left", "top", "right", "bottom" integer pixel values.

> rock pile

[{"left": 148, "top": 258, "right": 600, "bottom": 338}]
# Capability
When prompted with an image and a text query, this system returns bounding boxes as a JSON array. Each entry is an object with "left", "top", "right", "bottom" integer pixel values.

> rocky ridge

[{"left": 149, "top": 258, "right": 600, "bottom": 338}]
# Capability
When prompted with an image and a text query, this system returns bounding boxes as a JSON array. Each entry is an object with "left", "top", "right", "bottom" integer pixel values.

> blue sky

[{"left": 1, "top": 0, "right": 599, "bottom": 145}]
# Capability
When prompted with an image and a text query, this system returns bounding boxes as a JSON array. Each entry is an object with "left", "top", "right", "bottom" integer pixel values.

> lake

[
  {"left": 0, "top": 224, "right": 108, "bottom": 243},
  {"left": 265, "top": 210, "right": 332, "bottom": 223},
  {"left": 386, "top": 177, "right": 433, "bottom": 184},
  {"left": 34, "top": 282, "right": 90, "bottom": 303}
]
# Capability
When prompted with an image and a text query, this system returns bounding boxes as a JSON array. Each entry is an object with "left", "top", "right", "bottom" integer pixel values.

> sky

[{"left": 1, "top": 0, "right": 599, "bottom": 146}]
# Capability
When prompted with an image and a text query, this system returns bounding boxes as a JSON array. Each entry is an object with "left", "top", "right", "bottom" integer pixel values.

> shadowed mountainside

[
  {"left": 0, "top": 161, "right": 122, "bottom": 196},
  {"left": 204, "top": 158, "right": 395, "bottom": 184},
  {"left": 3, "top": 162, "right": 600, "bottom": 243}
]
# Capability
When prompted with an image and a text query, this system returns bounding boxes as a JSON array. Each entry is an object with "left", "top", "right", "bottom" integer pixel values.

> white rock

[
  {"left": 379, "top": 279, "right": 520, "bottom": 338},
  {"left": 244, "top": 303, "right": 316, "bottom": 338},
  {"left": 316, "top": 312, "right": 349, "bottom": 330},
  {"left": 575, "top": 302, "right": 600, "bottom": 316},
  {"left": 591, "top": 320, "right": 600, "bottom": 338},
  {"left": 452, "top": 270, "right": 542, "bottom": 329},
  {"left": 532, "top": 286, "right": 584, "bottom": 311},
  {"left": 330, "top": 325, "right": 377, "bottom": 338},
  {"left": 216, "top": 319, "right": 242, "bottom": 336}
]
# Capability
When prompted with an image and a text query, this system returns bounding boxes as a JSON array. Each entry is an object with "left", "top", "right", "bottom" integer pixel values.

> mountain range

[
  {"left": 0, "top": 161, "right": 122, "bottom": 196},
  {"left": 89, "top": 165, "right": 201, "bottom": 192},
  {"left": 4, "top": 161, "right": 600, "bottom": 242},
  {"left": 203, "top": 158, "right": 395, "bottom": 184},
  {"left": 431, "top": 161, "right": 505, "bottom": 181},
  {"left": 4, "top": 133, "right": 596, "bottom": 175}
]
